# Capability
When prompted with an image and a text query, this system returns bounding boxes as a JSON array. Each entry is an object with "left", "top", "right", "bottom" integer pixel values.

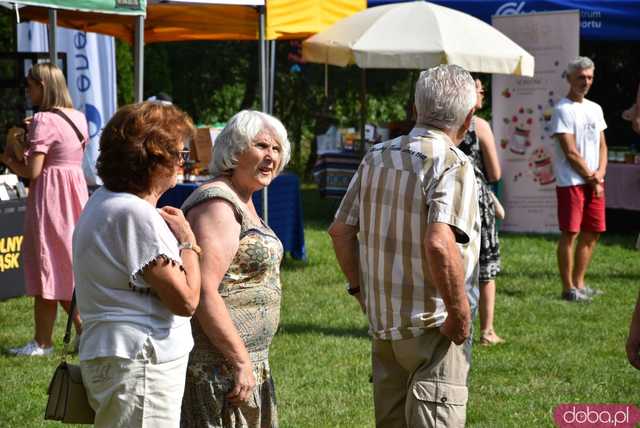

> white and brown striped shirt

[{"left": 335, "top": 127, "right": 480, "bottom": 340}]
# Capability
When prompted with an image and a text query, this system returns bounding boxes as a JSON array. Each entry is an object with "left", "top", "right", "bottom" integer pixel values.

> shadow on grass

[
  {"left": 499, "top": 269, "right": 556, "bottom": 281},
  {"left": 300, "top": 186, "right": 341, "bottom": 229},
  {"left": 501, "top": 231, "right": 636, "bottom": 250},
  {"left": 278, "top": 322, "right": 369, "bottom": 339},
  {"left": 498, "top": 287, "right": 528, "bottom": 298},
  {"left": 499, "top": 266, "right": 638, "bottom": 280},
  {"left": 281, "top": 256, "right": 308, "bottom": 270}
]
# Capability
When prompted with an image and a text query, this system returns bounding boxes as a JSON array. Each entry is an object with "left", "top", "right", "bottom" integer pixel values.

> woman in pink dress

[{"left": 2, "top": 63, "right": 88, "bottom": 356}]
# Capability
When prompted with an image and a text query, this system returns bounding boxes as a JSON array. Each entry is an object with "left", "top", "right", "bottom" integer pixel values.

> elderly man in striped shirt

[{"left": 329, "top": 64, "right": 480, "bottom": 428}]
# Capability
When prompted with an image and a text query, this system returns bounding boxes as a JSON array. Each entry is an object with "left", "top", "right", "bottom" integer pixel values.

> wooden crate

[{"left": 190, "top": 127, "right": 213, "bottom": 170}]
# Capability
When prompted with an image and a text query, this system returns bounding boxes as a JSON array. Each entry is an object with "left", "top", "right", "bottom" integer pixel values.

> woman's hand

[
  {"left": 226, "top": 362, "right": 257, "bottom": 405},
  {"left": 158, "top": 206, "right": 196, "bottom": 245},
  {"left": 143, "top": 206, "right": 201, "bottom": 317},
  {"left": 1, "top": 148, "right": 14, "bottom": 166}
]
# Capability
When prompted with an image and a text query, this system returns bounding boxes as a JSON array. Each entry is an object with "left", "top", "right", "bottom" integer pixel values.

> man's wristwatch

[
  {"left": 346, "top": 283, "right": 361, "bottom": 295},
  {"left": 178, "top": 241, "right": 202, "bottom": 256}
]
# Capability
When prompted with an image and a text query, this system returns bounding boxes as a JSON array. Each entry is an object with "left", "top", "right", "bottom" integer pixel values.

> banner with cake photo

[{"left": 492, "top": 10, "right": 579, "bottom": 233}]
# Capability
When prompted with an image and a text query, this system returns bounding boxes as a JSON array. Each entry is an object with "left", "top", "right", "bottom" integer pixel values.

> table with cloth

[
  {"left": 605, "top": 163, "right": 640, "bottom": 211},
  {"left": 604, "top": 163, "right": 640, "bottom": 243},
  {"left": 312, "top": 151, "right": 362, "bottom": 199},
  {"left": 157, "top": 172, "right": 306, "bottom": 260}
]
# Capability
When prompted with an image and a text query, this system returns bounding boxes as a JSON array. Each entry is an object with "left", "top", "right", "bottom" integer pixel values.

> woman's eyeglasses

[{"left": 177, "top": 150, "right": 190, "bottom": 164}]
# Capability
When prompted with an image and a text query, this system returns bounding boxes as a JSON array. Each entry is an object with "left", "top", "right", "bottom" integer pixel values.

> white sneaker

[
  {"left": 578, "top": 286, "right": 603, "bottom": 298},
  {"left": 8, "top": 340, "right": 53, "bottom": 356}
]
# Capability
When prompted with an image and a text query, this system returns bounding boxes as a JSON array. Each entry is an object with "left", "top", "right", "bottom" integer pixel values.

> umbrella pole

[
  {"left": 269, "top": 40, "right": 276, "bottom": 114},
  {"left": 134, "top": 15, "right": 144, "bottom": 103},
  {"left": 324, "top": 63, "right": 329, "bottom": 97},
  {"left": 47, "top": 9, "right": 57, "bottom": 64},
  {"left": 360, "top": 68, "right": 367, "bottom": 154},
  {"left": 259, "top": 6, "right": 268, "bottom": 224}
]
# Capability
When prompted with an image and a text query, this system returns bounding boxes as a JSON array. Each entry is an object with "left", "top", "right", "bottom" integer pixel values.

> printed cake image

[
  {"left": 503, "top": 107, "right": 534, "bottom": 155},
  {"left": 528, "top": 147, "right": 555, "bottom": 185},
  {"left": 510, "top": 125, "right": 531, "bottom": 155},
  {"left": 542, "top": 107, "right": 554, "bottom": 122}
]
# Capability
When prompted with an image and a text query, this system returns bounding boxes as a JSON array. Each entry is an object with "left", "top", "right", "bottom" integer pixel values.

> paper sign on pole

[
  {"left": 18, "top": 22, "right": 117, "bottom": 186},
  {"left": 492, "top": 11, "right": 579, "bottom": 233}
]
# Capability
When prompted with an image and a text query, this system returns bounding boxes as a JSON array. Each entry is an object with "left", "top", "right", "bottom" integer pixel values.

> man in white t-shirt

[{"left": 550, "top": 56, "right": 607, "bottom": 302}]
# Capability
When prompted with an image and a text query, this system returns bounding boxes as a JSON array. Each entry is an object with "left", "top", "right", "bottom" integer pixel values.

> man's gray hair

[
  {"left": 567, "top": 56, "right": 595, "bottom": 75},
  {"left": 414, "top": 65, "right": 477, "bottom": 130},
  {"left": 209, "top": 110, "right": 291, "bottom": 176}
]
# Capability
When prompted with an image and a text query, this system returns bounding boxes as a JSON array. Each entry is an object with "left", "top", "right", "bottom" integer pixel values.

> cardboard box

[{"left": 190, "top": 128, "right": 213, "bottom": 169}]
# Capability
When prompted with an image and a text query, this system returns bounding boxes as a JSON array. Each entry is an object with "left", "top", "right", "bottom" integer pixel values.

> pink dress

[{"left": 23, "top": 109, "right": 89, "bottom": 300}]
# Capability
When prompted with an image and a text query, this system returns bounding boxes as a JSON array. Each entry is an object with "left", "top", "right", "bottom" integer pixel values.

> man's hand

[
  {"left": 592, "top": 169, "right": 605, "bottom": 184},
  {"left": 226, "top": 362, "right": 256, "bottom": 406},
  {"left": 592, "top": 182, "right": 604, "bottom": 198},
  {"left": 424, "top": 222, "right": 472, "bottom": 345},
  {"left": 439, "top": 309, "right": 471, "bottom": 345}
]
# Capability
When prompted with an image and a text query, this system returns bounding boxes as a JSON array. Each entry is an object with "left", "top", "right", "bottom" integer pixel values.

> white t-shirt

[
  {"left": 73, "top": 187, "right": 193, "bottom": 363},
  {"left": 550, "top": 97, "right": 607, "bottom": 187}
]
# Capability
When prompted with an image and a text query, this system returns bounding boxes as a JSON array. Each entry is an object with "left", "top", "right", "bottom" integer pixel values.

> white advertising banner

[
  {"left": 492, "top": 11, "right": 579, "bottom": 233},
  {"left": 18, "top": 22, "right": 117, "bottom": 186}
]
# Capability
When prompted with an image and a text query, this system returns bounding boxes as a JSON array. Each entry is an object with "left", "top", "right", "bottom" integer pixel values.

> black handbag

[{"left": 44, "top": 292, "right": 95, "bottom": 424}]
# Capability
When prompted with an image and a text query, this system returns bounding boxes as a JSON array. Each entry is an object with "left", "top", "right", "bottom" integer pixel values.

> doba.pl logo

[{"left": 554, "top": 404, "right": 640, "bottom": 427}]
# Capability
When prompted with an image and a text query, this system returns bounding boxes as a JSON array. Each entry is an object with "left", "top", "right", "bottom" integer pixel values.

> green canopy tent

[
  {"left": 8, "top": 0, "right": 145, "bottom": 15},
  {"left": 5, "top": 0, "right": 147, "bottom": 99}
]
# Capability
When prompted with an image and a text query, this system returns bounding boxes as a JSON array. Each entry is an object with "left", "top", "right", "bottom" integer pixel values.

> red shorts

[{"left": 556, "top": 184, "right": 606, "bottom": 232}]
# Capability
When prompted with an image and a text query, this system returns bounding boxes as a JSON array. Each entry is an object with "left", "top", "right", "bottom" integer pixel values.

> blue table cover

[
  {"left": 157, "top": 172, "right": 306, "bottom": 260},
  {"left": 312, "top": 152, "right": 362, "bottom": 199}
]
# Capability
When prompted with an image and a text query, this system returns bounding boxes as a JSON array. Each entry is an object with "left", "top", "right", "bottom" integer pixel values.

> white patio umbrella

[{"left": 302, "top": 1, "right": 534, "bottom": 76}]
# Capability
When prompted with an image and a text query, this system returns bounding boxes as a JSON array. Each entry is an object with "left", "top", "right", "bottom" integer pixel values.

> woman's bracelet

[{"left": 178, "top": 241, "right": 202, "bottom": 257}]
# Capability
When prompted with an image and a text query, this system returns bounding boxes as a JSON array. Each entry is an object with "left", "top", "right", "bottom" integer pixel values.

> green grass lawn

[{"left": 1, "top": 187, "right": 639, "bottom": 427}]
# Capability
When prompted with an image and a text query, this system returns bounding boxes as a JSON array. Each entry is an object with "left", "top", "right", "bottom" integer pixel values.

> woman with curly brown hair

[
  {"left": 72, "top": 102, "right": 202, "bottom": 427},
  {"left": 3, "top": 63, "right": 88, "bottom": 356}
]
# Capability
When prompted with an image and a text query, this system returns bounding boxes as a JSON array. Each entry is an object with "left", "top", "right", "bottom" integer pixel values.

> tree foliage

[
  {"left": 139, "top": 41, "right": 418, "bottom": 175},
  {"left": 115, "top": 39, "right": 134, "bottom": 106}
]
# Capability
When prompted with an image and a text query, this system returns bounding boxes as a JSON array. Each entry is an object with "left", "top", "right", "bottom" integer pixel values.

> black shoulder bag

[{"left": 51, "top": 108, "right": 86, "bottom": 151}]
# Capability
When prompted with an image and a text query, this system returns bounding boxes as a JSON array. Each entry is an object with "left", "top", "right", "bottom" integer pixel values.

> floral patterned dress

[
  {"left": 459, "top": 118, "right": 501, "bottom": 281},
  {"left": 180, "top": 185, "right": 283, "bottom": 428}
]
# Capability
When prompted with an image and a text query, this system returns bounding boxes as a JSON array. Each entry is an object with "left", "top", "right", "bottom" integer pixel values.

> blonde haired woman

[{"left": 2, "top": 62, "right": 88, "bottom": 356}]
